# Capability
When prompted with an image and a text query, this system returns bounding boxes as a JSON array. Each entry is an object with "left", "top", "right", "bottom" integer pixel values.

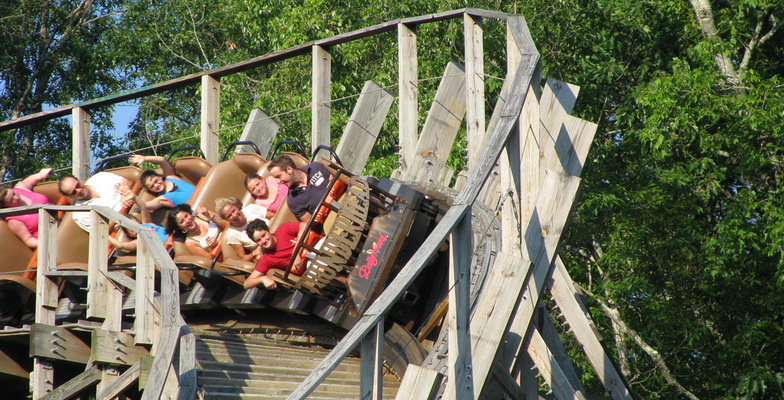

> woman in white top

[
  {"left": 165, "top": 203, "right": 221, "bottom": 259},
  {"left": 214, "top": 197, "right": 268, "bottom": 262}
]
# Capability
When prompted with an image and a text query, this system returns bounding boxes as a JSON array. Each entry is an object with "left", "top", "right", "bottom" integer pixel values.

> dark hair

[
  {"left": 58, "top": 174, "right": 79, "bottom": 196},
  {"left": 245, "top": 218, "right": 270, "bottom": 240},
  {"left": 244, "top": 173, "right": 263, "bottom": 188},
  {"left": 140, "top": 169, "right": 165, "bottom": 194},
  {"left": 165, "top": 203, "right": 194, "bottom": 236},
  {"left": 0, "top": 186, "right": 11, "bottom": 207},
  {"left": 267, "top": 155, "right": 296, "bottom": 172}
]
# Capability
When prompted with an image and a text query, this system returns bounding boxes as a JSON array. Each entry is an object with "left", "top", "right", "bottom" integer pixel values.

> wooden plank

[
  {"left": 38, "top": 367, "right": 101, "bottom": 400},
  {"left": 200, "top": 74, "right": 221, "bottom": 165},
  {"left": 464, "top": 14, "right": 485, "bottom": 171},
  {"left": 0, "top": 9, "right": 513, "bottom": 133},
  {"left": 447, "top": 209, "right": 474, "bottom": 400},
  {"left": 526, "top": 326, "right": 588, "bottom": 400},
  {"left": 453, "top": 169, "right": 581, "bottom": 399},
  {"left": 92, "top": 329, "right": 150, "bottom": 366},
  {"left": 394, "top": 364, "right": 443, "bottom": 400},
  {"left": 178, "top": 325, "right": 198, "bottom": 400},
  {"left": 139, "top": 227, "right": 183, "bottom": 400},
  {"left": 0, "top": 349, "right": 28, "bottom": 378},
  {"left": 286, "top": 204, "right": 470, "bottom": 400},
  {"left": 404, "top": 61, "right": 467, "bottom": 183},
  {"left": 398, "top": 22, "right": 418, "bottom": 174},
  {"left": 539, "top": 78, "right": 581, "bottom": 176},
  {"left": 335, "top": 80, "right": 395, "bottom": 173},
  {"left": 135, "top": 236, "right": 156, "bottom": 345},
  {"left": 441, "top": 251, "right": 529, "bottom": 400},
  {"left": 32, "top": 209, "right": 59, "bottom": 399},
  {"left": 238, "top": 108, "right": 278, "bottom": 156},
  {"left": 454, "top": 19, "right": 539, "bottom": 206},
  {"left": 530, "top": 307, "right": 584, "bottom": 393},
  {"left": 87, "top": 210, "right": 110, "bottom": 320},
  {"left": 31, "top": 324, "right": 91, "bottom": 364},
  {"left": 71, "top": 107, "right": 91, "bottom": 180},
  {"left": 360, "top": 320, "right": 384, "bottom": 400},
  {"left": 550, "top": 258, "right": 633, "bottom": 400},
  {"left": 96, "top": 361, "right": 141, "bottom": 400},
  {"left": 312, "top": 45, "right": 331, "bottom": 153},
  {"left": 490, "top": 361, "right": 525, "bottom": 400}
]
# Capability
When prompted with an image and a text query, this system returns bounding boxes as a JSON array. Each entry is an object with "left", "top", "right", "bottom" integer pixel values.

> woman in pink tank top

[{"left": 0, "top": 168, "right": 53, "bottom": 248}]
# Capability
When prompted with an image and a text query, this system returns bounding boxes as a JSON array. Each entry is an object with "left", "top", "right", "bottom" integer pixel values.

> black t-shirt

[{"left": 287, "top": 162, "right": 330, "bottom": 218}]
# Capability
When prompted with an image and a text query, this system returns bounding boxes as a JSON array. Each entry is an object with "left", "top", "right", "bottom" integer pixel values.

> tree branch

[
  {"left": 688, "top": 0, "right": 740, "bottom": 85},
  {"left": 581, "top": 287, "right": 701, "bottom": 400}
]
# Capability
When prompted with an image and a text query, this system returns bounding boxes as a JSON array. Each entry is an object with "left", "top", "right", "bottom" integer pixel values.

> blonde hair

[{"left": 214, "top": 197, "right": 242, "bottom": 217}]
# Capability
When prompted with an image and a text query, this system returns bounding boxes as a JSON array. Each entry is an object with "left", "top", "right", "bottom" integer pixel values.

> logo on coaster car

[{"left": 357, "top": 233, "right": 388, "bottom": 279}]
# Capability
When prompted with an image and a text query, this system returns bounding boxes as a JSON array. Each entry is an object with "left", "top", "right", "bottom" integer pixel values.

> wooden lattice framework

[{"left": 0, "top": 9, "right": 635, "bottom": 400}]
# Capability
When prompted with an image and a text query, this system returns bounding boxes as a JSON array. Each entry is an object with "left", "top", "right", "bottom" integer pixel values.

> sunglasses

[{"left": 67, "top": 181, "right": 83, "bottom": 196}]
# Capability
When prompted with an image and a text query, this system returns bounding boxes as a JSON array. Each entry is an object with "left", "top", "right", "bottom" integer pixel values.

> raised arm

[
  {"left": 14, "top": 168, "right": 52, "bottom": 191},
  {"left": 129, "top": 154, "right": 176, "bottom": 177}
]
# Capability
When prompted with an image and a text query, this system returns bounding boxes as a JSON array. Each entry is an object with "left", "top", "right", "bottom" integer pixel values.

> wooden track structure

[{"left": 0, "top": 9, "right": 635, "bottom": 400}]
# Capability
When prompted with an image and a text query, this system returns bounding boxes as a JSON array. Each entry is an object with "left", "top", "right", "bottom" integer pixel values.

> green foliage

[{"left": 3, "top": 1, "right": 784, "bottom": 398}]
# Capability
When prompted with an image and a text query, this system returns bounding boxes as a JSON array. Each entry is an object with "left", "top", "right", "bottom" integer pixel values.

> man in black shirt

[{"left": 268, "top": 155, "right": 331, "bottom": 224}]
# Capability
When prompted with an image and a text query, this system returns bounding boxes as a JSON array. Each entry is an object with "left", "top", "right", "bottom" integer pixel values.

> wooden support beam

[
  {"left": 0, "top": 349, "right": 28, "bottom": 379},
  {"left": 139, "top": 228, "right": 183, "bottom": 400},
  {"left": 491, "top": 361, "right": 526, "bottom": 400},
  {"left": 96, "top": 362, "right": 141, "bottom": 400},
  {"left": 71, "top": 107, "right": 91, "bottom": 180},
  {"left": 394, "top": 364, "right": 443, "bottom": 400},
  {"left": 335, "top": 80, "right": 394, "bottom": 173},
  {"left": 398, "top": 23, "right": 418, "bottom": 175},
  {"left": 448, "top": 209, "right": 474, "bottom": 400},
  {"left": 360, "top": 320, "right": 384, "bottom": 400},
  {"left": 464, "top": 13, "right": 485, "bottom": 171},
  {"left": 92, "top": 329, "right": 150, "bottom": 366},
  {"left": 134, "top": 237, "right": 156, "bottom": 345},
  {"left": 32, "top": 209, "right": 59, "bottom": 399},
  {"left": 38, "top": 367, "right": 101, "bottom": 400},
  {"left": 525, "top": 325, "right": 588, "bottom": 400},
  {"left": 312, "top": 44, "right": 332, "bottom": 153},
  {"left": 200, "top": 74, "right": 220, "bottom": 165},
  {"left": 404, "top": 61, "right": 467, "bottom": 184},
  {"left": 550, "top": 258, "right": 633, "bottom": 400},
  {"left": 238, "top": 108, "right": 279, "bottom": 157},
  {"left": 30, "top": 324, "right": 91, "bottom": 364},
  {"left": 87, "top": 210, "right": 110, "bottom": 320},
  {"left": 287, "top": 204, "right": 471, "bottom": 400},
  {"left": 178, "top": 325, "right": 199, "bottom": 400},
  {"left": 529, "top": 307, "right": 584, "bottom": 393},
  {"left": 441, "top": 250, "right": 528, "bottom": 399}
]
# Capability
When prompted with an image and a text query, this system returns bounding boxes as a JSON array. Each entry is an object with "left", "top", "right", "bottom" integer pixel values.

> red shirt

[{"left": 254, "top": 222, "right": 299, "bottom": 274}]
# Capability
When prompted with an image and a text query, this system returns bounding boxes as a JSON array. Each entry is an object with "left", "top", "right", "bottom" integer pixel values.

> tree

[{"left": 0, "top": 0, "right": 128, "bottom": 179}]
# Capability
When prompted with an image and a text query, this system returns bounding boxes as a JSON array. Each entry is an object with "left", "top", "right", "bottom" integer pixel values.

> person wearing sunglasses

[{"left": 58, "top": 172, "right": 135, "bottom": 232}]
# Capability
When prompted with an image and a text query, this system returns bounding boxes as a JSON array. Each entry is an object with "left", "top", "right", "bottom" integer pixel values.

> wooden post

[
  {"left": 87, "top": 210, "right": 110, "bottom": 320},
  {"left": 201, "top": 74, "right": 220, "bottom": 165},
  {"left": 32, "top": 209, "right": 59, "bottom": 399},
  {"left": 134, "top": 236, "right": 156, "bottom": 345},
  {"left": 398, "top": 23, "right": 418, "bottom": 175},
  {"left": 404, "top": 61, "right": 467, "bottom": 184},
  {"left": 464, "top": 13, "right": 485, "bottom": 171},
  {"left": 335, "top": 81, "right": 394, "bottom": 173},
  {"left": 447, "top": 209, "right": 474, "bottom": 400},
  {"left": 312, "top": 44, "right": 331, "bottom": 154},
  {"left": 72, "top": 107, "right": 91, "bottom": 180},
  {"left": 238, "top": 108, "right": 279, "bottom": 157},
  {"left": 360, "top": 320, "right": 384, "bottom": 400},
  {"left": 550, "top": 258, "right": 634, "bottom": 400}
]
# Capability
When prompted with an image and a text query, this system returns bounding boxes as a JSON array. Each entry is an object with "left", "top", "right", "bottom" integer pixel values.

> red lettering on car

[{"left": 357, "top": 233, "right": 388, "bottom": 279}]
